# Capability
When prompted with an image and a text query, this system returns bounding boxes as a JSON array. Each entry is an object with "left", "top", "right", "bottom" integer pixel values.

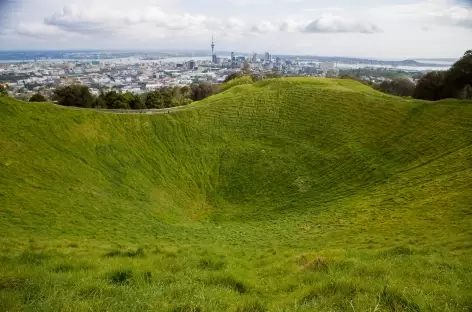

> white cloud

[
  {"left": 276, "top": 16, "right": 382, "bottom": 34},
  {"left": 251, "top": 21, "right": 278, "bottom": 33},
  {"left": 279, "top": 19, "right": 300, "bottom": 32},
  {"left": 301, "top": 15, "right": 381, "bottom": 33},
  {"left": 251, "top": 16, "right": 381, "bottom": 34},
  {"left": 370, "top": 0, "right": 472, "bottom": 29},
  {"left": 16, "top": 23, "right": 64, "bottom": 37},
  {"left": 440, "top": 6, "right": 472, "bottom": 28},
  {"left": 38, "top": 3, "right": 382, "bottom": 39},
  {"left": 3, "top": 22, "right": 77, "bottom": 41},
  {"left": 44, "top": 5, "right": 173, "bottom": 34},
  {"left": 41, "top": 4, "right": 248, "bottom": 37}
]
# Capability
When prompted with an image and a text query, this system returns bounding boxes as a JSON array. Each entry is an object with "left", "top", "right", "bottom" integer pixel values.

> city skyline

[{"left": 0, "top": 0, "right": 471, "bottom": 59}]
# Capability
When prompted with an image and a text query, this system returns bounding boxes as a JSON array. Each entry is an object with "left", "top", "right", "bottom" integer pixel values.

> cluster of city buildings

[
  {"left": 0, "top": 38, "right": 428, "bottom": 101},
  {"left": 0, "top": 60, "right": 338, "bottom": 101}
]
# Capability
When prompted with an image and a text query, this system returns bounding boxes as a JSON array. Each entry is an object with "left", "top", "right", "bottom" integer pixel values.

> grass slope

[{"left": 1, "top": 78, "right": 471, "bottom": 311}]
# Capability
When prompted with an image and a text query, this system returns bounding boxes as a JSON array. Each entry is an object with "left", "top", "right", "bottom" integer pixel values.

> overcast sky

[{"left": 0, "top": 0, "right": 471, "bottom": 59}]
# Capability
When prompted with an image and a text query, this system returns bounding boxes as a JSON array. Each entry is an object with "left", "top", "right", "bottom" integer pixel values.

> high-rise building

[
  {"left": 230, "top": 52, "right": 236, "bottom": 68},
  {"left": 252, "top": 53, "right": 257, "bottom": 63},
  {"left": 265, "top": 52, "right": 271, "bottom": 62},
  {"left": 212, "top": 54, "right": 217, "bottom": 64},
  {"left": 189, "top": 60, "right": 196, "bottom": 70}
]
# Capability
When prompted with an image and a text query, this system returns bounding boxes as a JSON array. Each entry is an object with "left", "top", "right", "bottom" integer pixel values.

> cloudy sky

[{"left": 0, "top": 0, "right": 471, "bottom": 59}]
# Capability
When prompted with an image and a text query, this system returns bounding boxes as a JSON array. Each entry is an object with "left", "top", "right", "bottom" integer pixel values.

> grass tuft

[
  {"left": 52, "top": 263, "right": 75, "bottom": 273},
  {"left": 380, "top": 287, "right": 421, "bottom": 312},
  {"left": 104, "top": 247, "right": 145, "bottom": 258},
  {"left": 383, "top": 246, "right": 415, "bottom": 257},
  {"left": 107, "top": 269, "right": 133, "bottom": 285},
  {"left": 236, "top": 300, "right": 267, "bottom": 312},
  {"left": 172, "top": 304, "right": 202, "bottom": 312},
  {"left": 298, "top": 254, "right": 330, "bottom": 271},
  {"left": 198, "top": 257, "right": 226, "bottom": 270},
  {"left": 0, "top": 275, "right": 30, "bottom": 290},
  {"left": 206, "top": 274, "right": 249, "bottom": 294},
  {"left": 18, "top": 250, "right": 49, "bottom": 265},
  {"left": 300, "top": 281, "right": 362, "bottom": 305},
  {"left": 78, "top": 286, "right": 102, "bottom": 299}
]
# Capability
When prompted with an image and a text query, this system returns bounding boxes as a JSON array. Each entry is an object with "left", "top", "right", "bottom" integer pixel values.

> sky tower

[{"left": 211, "top": 35, "right": 215, "bottom": 64}]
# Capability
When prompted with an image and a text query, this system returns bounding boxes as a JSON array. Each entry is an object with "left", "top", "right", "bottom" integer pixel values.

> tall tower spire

[{"left": 211, "top": 35, "right": 215, "bottom": 63}]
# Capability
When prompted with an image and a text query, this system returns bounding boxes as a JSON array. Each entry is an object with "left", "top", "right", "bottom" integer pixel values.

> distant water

[
  {"left": 297, "top": 61, "right": 450, "bottom": 71},
  {"left": 414, "top": 60, "right": 455, "bottom": 65},
  {"left": 0, "top": 55, "right": 451, "bottom": 71},
  {"left": 336, "top": 63, "right": 451, "bottom": 71},
  {"left": 160, "top": 56, "right": 213, "bottom": 63},
  {"left": 0, "top": 56, "right": 215, "bottom": 64}
]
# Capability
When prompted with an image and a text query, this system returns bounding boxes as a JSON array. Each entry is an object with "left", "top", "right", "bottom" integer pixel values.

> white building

[{"left": 320, "top": 62, "right": 335, "bottom": 72}]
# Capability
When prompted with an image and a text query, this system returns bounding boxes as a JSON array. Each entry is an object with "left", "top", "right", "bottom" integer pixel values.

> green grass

[
  {"left": 220, "top": 75, "right": 254, "bottom": 91},
  {"left": 1, "top": 78, "right": 471, "bottom": 311}
]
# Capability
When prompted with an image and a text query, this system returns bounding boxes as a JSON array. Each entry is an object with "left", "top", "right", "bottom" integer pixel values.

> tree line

[
  {"left": 38, "top": 83, "right": 219, "bottom": 109},
  {"left": 371, "top": 50, "right": 472, "bottom": 100}
]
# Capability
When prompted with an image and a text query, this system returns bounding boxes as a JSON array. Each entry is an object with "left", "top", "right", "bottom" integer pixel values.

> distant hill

[
  {"left": 1, "top": 78, "right": 471, "bottom": 311},
  {"left": 415, "top": 58, "right": 457, "bottom": 62}
]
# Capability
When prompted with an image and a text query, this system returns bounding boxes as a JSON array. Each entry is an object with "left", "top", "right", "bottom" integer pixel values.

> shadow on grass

[
  {"left": 300, "top": 281, "right": 362, "bottom": 309},
  {"left": 198, "top": 257, "right": 226, "bottom": 271},
  {"left": 236, "top": 299, "right": 267, "bottom": 312},
  {"left": 382, "top": 246, "right": 415, "bottom": 257},
  {"left": 107, "top": 269, "right": 133, "bottom": 285},
  {"left": 205, "top": 274, "right": 249, "bottom": 294},
  {"left": 172, "top": 303, "right": 202, "bottom": 312},
  {"left": 18, "top": 250, "right": 50, "bottom": 265},
  {"left": 104, "top": 247, "right": 145, "bottom": 258},
  {"left": 0, "top": 275, "right": 30, "bottom": 290},
  {"left": 52, "top": 264, "right": 75, "bottom": 273}
]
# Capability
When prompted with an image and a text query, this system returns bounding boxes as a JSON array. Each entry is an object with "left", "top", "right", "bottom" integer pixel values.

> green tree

[
  {"left": 29, "top": 93, "right": 46, "bottom": 102},
  {"left": 250, "top": 74, "right": 263, "bottom": 82},
  {"left": 145, "top": 91, "right": 163, "bottom": 109},
  {"left": 181, "top": 98, "right": 193, "bottom": 106},
  {"left": 375, "top": 78, "right": 416, "bottom": 97},
  {"left": 53, "top": 85, "right": 94, "bottom": 108},
  {"left": 103, "top": 91, "right": 129, "bottom": 109},
  {"left": 161, "top": 89, "right": 174, "bottom": 108},
  {"left": 180, "top": 86, "right": 191, "bottom": 99},
  {"left": 0, "top": 84, "right": 8, "bottom": 96},
  {"left": 414, "top": 50, "right": 472, "bottom": 101},
  {"left": 128, "top": 94, "right": 146, "bottom": 109},
  {"left": 122, "top": 92, "right": 140, "bottom": 109},
  {"left": 413, "top": 71, "right": 446, "bottom": 101},
  {"left": 190, "top": 83, "right": 218, "bottom": 101},
  {"left": 242, "top": 61, "right": 250, "bottom": 73},
  {"left": 94, "top": 96, "right": 107, "bottom": 109},
  {"left": 224, "top": 72, "right": 242, "bottom": 83},
  {"left": 443, "top": 50, "right": 472, "bottom": 98}
]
